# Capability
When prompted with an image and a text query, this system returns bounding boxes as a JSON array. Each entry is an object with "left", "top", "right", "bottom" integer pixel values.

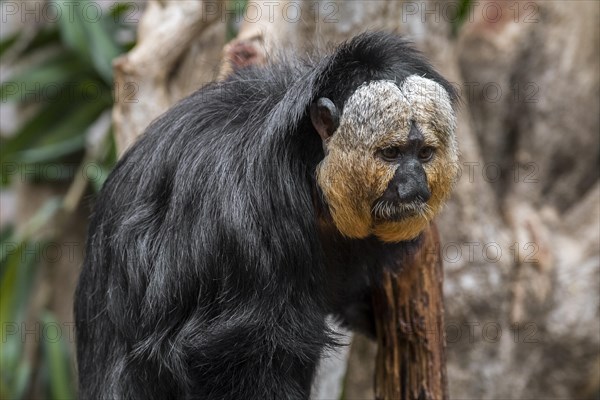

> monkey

[{"left": 74, "top": 31, "right": 459, "bottom": 400}]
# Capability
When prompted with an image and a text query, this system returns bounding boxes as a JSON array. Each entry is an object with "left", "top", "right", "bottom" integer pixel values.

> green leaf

[
  {"left": 55, "top": 0, "right": 89, "bottom": 61},
  {"left": 0, "top": 198, "right": 61, "bottom": 264},
  {"left": 0, "top": 31, "right": 20, "bottom": 58},
  {"left": 21, "top": 27, "right": 61, "bottom": 56},
  {"left": 0, "top": 53, "right": 84, "bottom": 103},
  {"left": 0, "top": 225, "right": 13, "bottom": 245},
  {"left": 108, "top": 2, "right": 135, "bottom": 19},
  {"left": 0, "top": 250, "right": 38, "bottom": 398},
  {"left": 16, "top": 135, "right": 87, "bottom": 164},
  {"left": 41, "top": 312, "right": 75, "bottom": 400},
  {"left": 39, "top": 93, "right": 110, "bottom": 144},
  {"left": 1, "top": 96, "right": 75, "bottom": 162},
  {"left": 86, "top": 18, "right": 122, "bottom": 83},
  {"left": 54, "top": 0, "right": 122, "bottom": 83},
  {"left": 104, "top": 129, "right": 117, "bottom": 166},
  {"left": 2, "top": 162, "right": 78, "bottom": 185},
  {"left": 13, "top": 362, "right": 32, "bottom": 400},
  {"left": 4, "top": 93, "right": 110, "bottom": 169},
  {"left": 0, "top": 202, "right": 60, "bottom": 398},
  {"left": 0, "top": 335, "right": 27, "bottom": 399},
  {"left": 226, "top": 0, "right": 248, "bottom": 40},
  {"left": 452, "top": 0, "right": 473, "bottom": 35},
  {"left": 0, "top": 242, "right": 24, "bottom": 325},
  {"left": 0, "top": 225, "right": 15, "bottom": 278},
  {"left": 0, "top": 239, "right": 40, "bottom": 334}
]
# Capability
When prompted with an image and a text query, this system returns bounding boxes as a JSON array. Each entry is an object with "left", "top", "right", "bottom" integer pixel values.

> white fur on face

[
  {"left": 401, "top": 75, "right": 457, "bottom": 161},
  {"left": 329, "top": 81, "right": 411, "bottom": 150},
  {"left": 331, "top": 78, "right": 456, "bottom": 153}
]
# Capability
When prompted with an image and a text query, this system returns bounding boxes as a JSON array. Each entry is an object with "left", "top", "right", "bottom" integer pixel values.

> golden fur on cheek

[
  {"left": 317, "top": 151, "right": 395, "bottom": 239},
  {"left": 318, "top": 152, "right": 458, "bottom": 242}
]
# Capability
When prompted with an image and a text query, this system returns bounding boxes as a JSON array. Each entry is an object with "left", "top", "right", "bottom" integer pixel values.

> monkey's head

[{"left": 312, "top": 76, "right": 459, "bottom": 242}]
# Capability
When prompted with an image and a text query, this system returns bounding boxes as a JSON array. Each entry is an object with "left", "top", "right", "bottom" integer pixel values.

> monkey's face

[{"left": 312, "top": 77, "right": 458, "bottom": 242}]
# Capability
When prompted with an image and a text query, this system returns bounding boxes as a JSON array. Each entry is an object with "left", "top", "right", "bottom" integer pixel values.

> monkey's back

[{"left": 75, "top": 57, "right": 330, "bottom": 399}]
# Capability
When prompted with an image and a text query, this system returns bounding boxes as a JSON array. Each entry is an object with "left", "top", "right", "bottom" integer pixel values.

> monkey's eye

[
  {"left": 380, "top": 147, "right": 402, "bottom": 161},
  {"left": 418, "top": 146, "right": 435, "bottom": 162}
]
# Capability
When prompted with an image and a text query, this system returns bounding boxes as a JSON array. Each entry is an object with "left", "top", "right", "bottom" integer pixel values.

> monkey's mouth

[{"left": 371, "top": 201, "right": 430, "bottom": 221}]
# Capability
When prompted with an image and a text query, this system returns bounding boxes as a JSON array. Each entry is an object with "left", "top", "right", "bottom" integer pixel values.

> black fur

[{"left": 74, "top": 32, "right": 456, "bottom": 400}]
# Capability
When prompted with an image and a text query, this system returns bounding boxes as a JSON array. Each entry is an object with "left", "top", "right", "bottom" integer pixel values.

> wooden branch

[
  {"left": 112, "top": 0, "right": 226, "bottom": 155},
  {"left": 373, "top": 222, "right": 448, "bottom": 400}
]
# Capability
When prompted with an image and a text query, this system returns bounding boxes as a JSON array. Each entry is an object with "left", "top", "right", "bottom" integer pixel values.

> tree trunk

[
  {"left": 112, "top": 0, "right": 226, "bottom": 155},
  {"left": 373, "top": 223, "right": 447, "bottom": 400}
]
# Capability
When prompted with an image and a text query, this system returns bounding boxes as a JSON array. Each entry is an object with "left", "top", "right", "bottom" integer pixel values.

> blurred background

[{"left": 0, "top": 1, "right": 598, "bottom": 399}]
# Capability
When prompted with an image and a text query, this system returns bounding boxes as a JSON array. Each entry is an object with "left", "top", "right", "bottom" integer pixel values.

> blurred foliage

[
  {"left": 0, "top": 1, "right": 136, "bottom": 398},
  {"left": 226, "top": 0, "right": 248, "bottom": 40},
  {"left": 0, "top": 1, "right": 135, "bottom": 187},
  {"left": 452, "top": 0, "right": 473, "bottom": 35}
]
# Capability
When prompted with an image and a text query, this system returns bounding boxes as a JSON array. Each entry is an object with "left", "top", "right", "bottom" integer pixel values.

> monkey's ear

[{"left": 310, "top": 98, "right": 339, "bottom": 142}]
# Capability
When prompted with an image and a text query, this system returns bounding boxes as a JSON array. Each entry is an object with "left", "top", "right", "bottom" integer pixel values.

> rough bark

[
  {"left": 373, "top": 223, "right": 447, "bottom": 400},
  {"left": 112, "top": 0, "right": 226, "bottom": 155}
]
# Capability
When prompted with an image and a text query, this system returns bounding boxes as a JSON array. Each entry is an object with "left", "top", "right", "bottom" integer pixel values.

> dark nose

[
  {"left": 395, "top": 161, "right": 431, "bottom": 203},
  {"left": 396, "top": 179, "right": 431, "bottom": 203}
]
